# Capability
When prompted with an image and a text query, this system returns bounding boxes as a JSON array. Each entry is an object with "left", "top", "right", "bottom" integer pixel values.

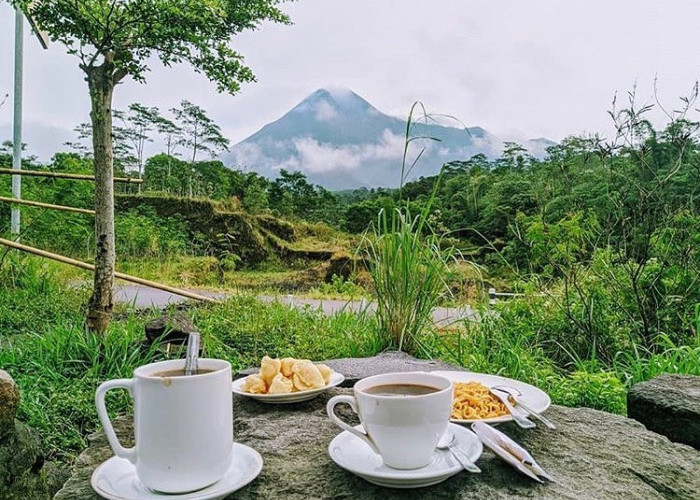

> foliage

[
  {"left": 15, "top": 0, "right": 291, "bottom": 93},
  {"left": 362, "top": 207, "right": 454, "bottom": 351},
  {"left": 172, "top": 100, "right": 230, "bottom": 163},
  {"left": 314, "top": 274, "right": 368, "bottom": 299}
]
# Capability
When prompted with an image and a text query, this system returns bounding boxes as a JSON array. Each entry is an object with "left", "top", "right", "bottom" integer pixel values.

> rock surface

[
  {"left": 0, "top": 369, "right": 20, "bottom": 439},
  {"left": 0, "top": 370, "right": 50, "bottom": 500},
  {"left": 237, "top": 350, "right": 464, "bottom": 385},
  {"left": 144, "top": 311, "right": 196, "bottom": 345},
  {"left": 56, "top": 355, "right": 700, "bottom": 500},
  {"left": 627, "top": 374, "right": 700, "bottom": 449}
]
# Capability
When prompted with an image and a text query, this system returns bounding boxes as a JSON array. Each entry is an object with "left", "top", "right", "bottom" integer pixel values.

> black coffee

[
  {"left": 151, "top": 368, "right": 215, "bottom": 378},
  {"left": 363, "top": 384, "right": 439, "bottom": 397}
]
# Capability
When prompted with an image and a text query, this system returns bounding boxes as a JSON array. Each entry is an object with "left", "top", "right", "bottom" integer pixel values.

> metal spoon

[
  {"left": 437, "top": 432, "right": 481, "bottom": 473},
  {"left": 489, "top": 388, "right": 536, "bottom": 429},
  {"left": 184, "top": 332, "right": 200, "bottom": 376},
  {"left": 491, "top": 386, "right": 556, "bottom": 430}
]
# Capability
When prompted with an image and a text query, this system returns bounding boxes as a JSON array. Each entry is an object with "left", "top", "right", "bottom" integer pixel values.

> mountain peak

[
  {"left": 229, "top": 88, "right": 555, "bottom": 190},
  {"left": 291, "top": 87, "right": 378, "bottom": 121}
]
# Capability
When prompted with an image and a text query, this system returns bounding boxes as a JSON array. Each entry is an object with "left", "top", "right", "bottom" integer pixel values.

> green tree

[
  {"left": 172, "top": 100, "right": 231, "bottom": 163},
  {"left": 116, "top": 103, "right": 160, "bottom": 184},
  {"left": 242, "top": 175, "right": 269, "bottom": 213},
  {"left": 14, "top": 0, "right": 291, "bottom": 331}
]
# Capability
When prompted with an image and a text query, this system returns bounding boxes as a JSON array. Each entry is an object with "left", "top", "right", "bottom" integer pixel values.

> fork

[
  {"left": 491, "top": 385, "right": 556, "bottom": 430},
  {"left": 489, "top": 388, "right": 536, "bottom": 429}
]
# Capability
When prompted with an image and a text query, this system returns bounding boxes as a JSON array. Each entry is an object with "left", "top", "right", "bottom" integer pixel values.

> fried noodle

[{"left": 452, "top": 382, "right": 509, "bottom": 420}]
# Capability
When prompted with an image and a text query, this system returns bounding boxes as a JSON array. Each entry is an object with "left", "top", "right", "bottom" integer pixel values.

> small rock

[
  {"left": 0, "top": 369, "right": 20, "bottom": 439},
  {"left": 627, "top": 374, "right": 700, "bottom": 449},
  {"left": 144, "top": 311, "right": 196, "bottom": 345}
]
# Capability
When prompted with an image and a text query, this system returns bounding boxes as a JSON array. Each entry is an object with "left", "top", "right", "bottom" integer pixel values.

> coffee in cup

[
  {"left": 327, "top": 372, "right": 452, "bottom": 469},
  {"left": 95, "top": 359, "right": 233, "bottom": 493}
]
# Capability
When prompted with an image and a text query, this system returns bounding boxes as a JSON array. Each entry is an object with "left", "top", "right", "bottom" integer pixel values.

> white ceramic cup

[
  {"left": 327, "top": 372, "right": 452, "bottom": 469},
  {"left": 95, "top": 359, "right": 233, "bottom": 493}
]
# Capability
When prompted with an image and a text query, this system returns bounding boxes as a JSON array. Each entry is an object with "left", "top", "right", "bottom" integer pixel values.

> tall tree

[
  {"left": 172, "top": 100, "right": 230, "bottom": 163},
  {"left": 13, "top": 0, "right": 291, "bottom": 332},
  {"left": 66, "top": 119, "right": 137, "bottom": 173},
  {"left": 117, "top": 103, "right": 160, "bottom": 184},
  {"left": 153, "top": 114, "right": 183, "bottom": 192}
]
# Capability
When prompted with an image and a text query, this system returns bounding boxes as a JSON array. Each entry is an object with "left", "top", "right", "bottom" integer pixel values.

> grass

[
  {"left": 362, "top": 206, "right": 455, "bottom": 351},
  {"left": 0, "top": 255, "right": 384, "bottom": 463},
  {"left": 1, "top": 253, "right": 698, "bottom": 467},
  {"left": 420, "top": 300, "right": 700, "bottom": 415},
  {"left": 116, "top": 256, "right": 305, "bottom": 292}
]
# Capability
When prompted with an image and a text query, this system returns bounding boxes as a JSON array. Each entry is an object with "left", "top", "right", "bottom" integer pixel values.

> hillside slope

[{"left": 115, "top": 195, "right": 343, "bottom": 267}]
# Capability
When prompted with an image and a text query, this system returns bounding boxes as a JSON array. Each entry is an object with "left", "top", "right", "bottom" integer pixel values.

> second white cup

[{"left": 327, "top": 371, "right": 453, "bottom": 469}]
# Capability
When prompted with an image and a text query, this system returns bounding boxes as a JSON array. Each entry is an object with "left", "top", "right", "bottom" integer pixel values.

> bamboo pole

[
  {"left": 0, "top": 196, "right": 95, "bottom": 215},
  {"left": 0, "top": 168, "right": 143, "bottom": 184},
  {"left": 0, "top": 237, "right": 219, "bottom": 304}
]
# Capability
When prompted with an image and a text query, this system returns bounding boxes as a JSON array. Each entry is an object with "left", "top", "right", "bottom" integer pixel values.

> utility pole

[
  {"left": 10, "top": 3, "right": 49, "bottom": 238},
  {"left": 11, "top": 9, "right": 24, "bottom": 237}
]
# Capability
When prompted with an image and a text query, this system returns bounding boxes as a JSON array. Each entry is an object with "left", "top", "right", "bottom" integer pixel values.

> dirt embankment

[{"left": 115, "top": 195, "right": 344, "bottom": 273}]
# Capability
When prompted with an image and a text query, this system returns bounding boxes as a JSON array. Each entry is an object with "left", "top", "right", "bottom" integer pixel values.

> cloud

[
  {"left": 292, "top": 129, "right": 411, "bottom": 173},
  {"left": 314, "top": 100, "right": 337, "bottom": 121},
  {"left": 228, "top": 128, "right": 439, "bottom": 175}
]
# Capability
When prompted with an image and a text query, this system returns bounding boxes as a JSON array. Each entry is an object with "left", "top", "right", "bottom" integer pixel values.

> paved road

[{"left": 114, "top": 284, "right": 475, "bottom": 326}]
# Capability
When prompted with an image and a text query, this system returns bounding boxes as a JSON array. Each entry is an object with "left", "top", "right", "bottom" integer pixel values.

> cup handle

[
  {"left": 327, "top": 395, "right": 380, "bottom": 455},
  {"left": 95, "top": 379, "right": 137, "bottom": 464}
]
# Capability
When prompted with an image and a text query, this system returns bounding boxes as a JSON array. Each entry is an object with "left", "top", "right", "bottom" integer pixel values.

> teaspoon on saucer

[{"left": 437, "top": 432, "right": 481, "bottom": 473}]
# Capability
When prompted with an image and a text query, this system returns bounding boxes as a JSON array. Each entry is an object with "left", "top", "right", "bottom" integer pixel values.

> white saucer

[
  {"left": 91, "top": 444, "right": 263, "bottom": 500},
  {"left": 432, "top": 370, "right": 551, "bottom": 424},
  {"left": 232, "top": 372, "right": 345, "bottom": 404},
  {"left": 328, "top": 423, "right": 482, "bottom": 489}
]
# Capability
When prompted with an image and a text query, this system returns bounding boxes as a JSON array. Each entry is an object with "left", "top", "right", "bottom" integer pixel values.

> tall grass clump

[
  {"left": 362, "top": 207, "right": 454, "bottom": 352},
  {"left": 360, "top": 102, "right": 464, "bottom": 352}
]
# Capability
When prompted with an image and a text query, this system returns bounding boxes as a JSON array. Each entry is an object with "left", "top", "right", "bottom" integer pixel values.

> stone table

[{"left": 56, "top": 356, "right": 700, "bottom": 500}]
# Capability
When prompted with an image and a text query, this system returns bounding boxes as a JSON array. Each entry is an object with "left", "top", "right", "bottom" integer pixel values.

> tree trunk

[{"left": 85, "top": 62, "right": 116, "bottom": 333}]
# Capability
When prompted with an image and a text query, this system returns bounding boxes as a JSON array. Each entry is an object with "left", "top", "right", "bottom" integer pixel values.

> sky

[{"left": 1, "top": 0, "right": 699, "bottom": 161}]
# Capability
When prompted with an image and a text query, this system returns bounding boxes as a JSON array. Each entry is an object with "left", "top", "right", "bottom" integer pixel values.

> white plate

[
  {"left": 432, "top": 370, "right": 551, "bottom": 424},
  {"left": 328, "top": 423, "right": 482, "bottom": 489},
  {"left": 91, "top": 443, "right": 262, "bottom": 500},
  {"left": 232, "top": 371, "right": 345, "bottom": 403}
]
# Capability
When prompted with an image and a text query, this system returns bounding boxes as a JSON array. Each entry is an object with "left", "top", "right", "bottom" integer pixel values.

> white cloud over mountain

[{"left": 226, "top": 88, "right": 554, "bottom": 189}]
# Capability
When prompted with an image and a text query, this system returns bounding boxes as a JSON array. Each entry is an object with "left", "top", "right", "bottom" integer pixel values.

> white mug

[
  {"left": 327, "top": 372, "right": 452, "bottom": 469},
  {"left": 95, "top": 359, "right": 233, "bottom": 493}
]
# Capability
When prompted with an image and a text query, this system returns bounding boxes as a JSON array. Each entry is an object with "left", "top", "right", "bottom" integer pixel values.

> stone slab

[
  {"left": 56, "top": 356, "right": 700, "bottom": 500},
  {"left": 628, "top": 374, "right": 700, "bottom": 449}
]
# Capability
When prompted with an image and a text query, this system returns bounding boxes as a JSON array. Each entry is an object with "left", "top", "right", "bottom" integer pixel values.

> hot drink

[
  {"left": 96, "top": 358, "right": 233, "bottom": 493},
  {"left": 363, "top": 384, "right": 439, "bottom": 397},
  {"left": 327, "top": 372, "right": 452, "bottom": 469},
  {"left": 151, "top": 368, "right": 215, "bottom": 378}
]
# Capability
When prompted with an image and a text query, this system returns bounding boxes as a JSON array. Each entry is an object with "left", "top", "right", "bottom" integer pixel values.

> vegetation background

[{"left": 0, "top": 87, "right": 698, "bottom": 469}]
